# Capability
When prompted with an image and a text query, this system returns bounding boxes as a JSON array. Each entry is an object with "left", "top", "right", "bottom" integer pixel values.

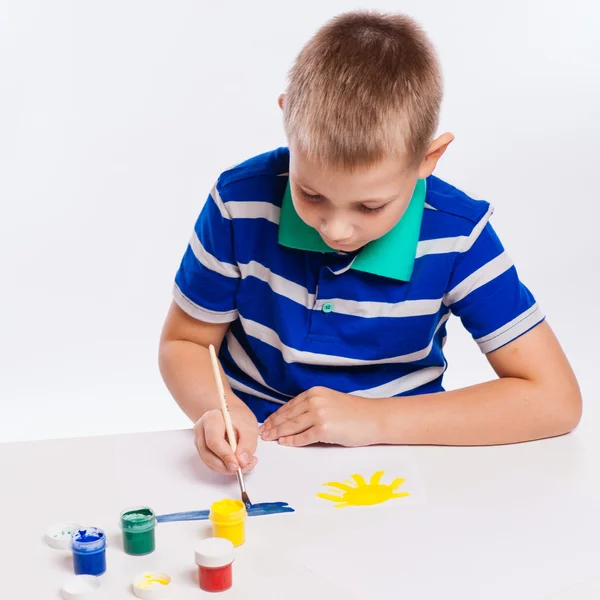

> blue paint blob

[
  {"left": 73, "top": 530, "right": 102, "bottom": 543},
  {"left": 71, "top": 527, "right": 107, "bottom": 576},
  {"left": 156, "top": 501, "right": 294, "bottom": 523}
]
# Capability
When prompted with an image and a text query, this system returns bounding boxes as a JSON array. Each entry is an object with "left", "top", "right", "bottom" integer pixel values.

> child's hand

[
  {"left": 194, "top": 407, "right": 259, "bottom": 474},
  {"left": 260, "top": 387, "right": 380, "bottom": 447}
]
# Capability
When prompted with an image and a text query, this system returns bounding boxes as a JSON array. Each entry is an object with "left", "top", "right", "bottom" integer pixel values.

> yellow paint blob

[
  {"left": 135, "top": 573, "right": 170, "bottom": 590},
  {"left": 209, "top": 498, "right": 247, "bottom": 547},
  {"left": 316, "top": 471, "right": 410, "bottom": 508},
  {"left": 211, "top": 499, "right": 245, "bottom": 515}
]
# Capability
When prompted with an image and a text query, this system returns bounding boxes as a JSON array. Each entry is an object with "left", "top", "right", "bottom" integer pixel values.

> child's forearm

[
  {"left": 376, "top": 377, "right": 580, "bottom": 446},
  {"left": 159, "top": 339, "right": 248, "bottom": 423}
]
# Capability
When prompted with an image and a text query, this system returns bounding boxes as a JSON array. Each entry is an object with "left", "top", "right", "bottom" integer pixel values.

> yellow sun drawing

[{"left": 316, "top": 471, "right": 410, "bottom": 508}]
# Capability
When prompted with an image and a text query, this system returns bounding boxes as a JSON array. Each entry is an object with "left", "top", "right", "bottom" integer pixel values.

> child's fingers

[
  {"left": 205, "top": 429, "right": 239, "bottom": 473},
  {"left": 240, "top": 455, "right": 258, "bottom": 474},
  {"left": 263, "top": 412, "right": 313, "bottom": 441},
  {"left": 198, "top": 411, "right": 239, "bottom": 473},
  {"left": 278, "top": 428, "right": 318, "bottom": 447},
  {"left": 236, "top": 424, "right": 259, "bottom": 467},
  {"left": 262, "top": 402, "right": 309, "bottom": 436},
  {"left": 264, "top": 391, "right": 308, "bottom": 428},
  {"left": 194, "top": 434, "right": 230, "bottom": 473}
]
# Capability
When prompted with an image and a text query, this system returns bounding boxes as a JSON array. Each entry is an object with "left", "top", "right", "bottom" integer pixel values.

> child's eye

[
  {"left": 300, "top": 190, "right": 323, "bottom": 203},
  {"left": 359, "top": 204, "right": 385, "bottom": 214}
]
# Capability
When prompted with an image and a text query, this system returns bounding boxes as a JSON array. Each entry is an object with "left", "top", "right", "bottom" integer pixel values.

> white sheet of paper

[
  {"left": 540, "top": 578, "right": 600, "bottom": 600},
  {"left": 113, "top": 430, "right": 426, "bottom": 516}
]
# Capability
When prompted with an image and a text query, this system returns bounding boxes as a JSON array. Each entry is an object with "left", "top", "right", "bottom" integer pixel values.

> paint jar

[
  {"left": 209, "top": 499, "right": 247, "bottom": 547},
  {"left": 194, "top": 537, "right": 234, "bottom": 593},
  {"left": 71, "top": 527, "right": 107, "bottom": 576},
  {"left": 120, "top": 506, "right": 156, "bottom": 556}
]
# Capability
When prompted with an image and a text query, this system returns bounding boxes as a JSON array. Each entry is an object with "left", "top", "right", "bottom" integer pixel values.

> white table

[{"left": 1, "top": 428, "right": 598, "bottom": 599}]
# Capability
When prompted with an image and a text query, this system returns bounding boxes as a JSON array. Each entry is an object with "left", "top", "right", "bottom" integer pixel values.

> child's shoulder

[
  {"left": 216, "top": 147, "right": 290, "bottom": 204},
  {"left": 425, "top": 176, "right": 492, "bottom": 225}
]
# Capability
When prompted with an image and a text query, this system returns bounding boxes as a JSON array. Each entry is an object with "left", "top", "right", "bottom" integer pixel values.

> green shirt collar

[{"left": 278, "top": 178, "right": 427, "bottom": 281}]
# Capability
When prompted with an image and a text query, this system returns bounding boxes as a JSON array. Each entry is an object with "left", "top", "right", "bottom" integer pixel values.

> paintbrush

[{"left": 208, "top": 344, "right": 252, "bottom": 509}]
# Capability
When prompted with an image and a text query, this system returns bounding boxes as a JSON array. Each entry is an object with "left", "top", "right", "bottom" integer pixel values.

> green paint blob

[{"left": 120, "top": 507, "right": 156, "bottom": 556}]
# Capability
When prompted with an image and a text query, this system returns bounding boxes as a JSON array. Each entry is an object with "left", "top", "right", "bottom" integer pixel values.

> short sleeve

[
  {"left": 445, "top": 219, "right": 544, "bottom": 353},
  {"left": 173, "top": 182, "right": 240, "bottom": 323}
]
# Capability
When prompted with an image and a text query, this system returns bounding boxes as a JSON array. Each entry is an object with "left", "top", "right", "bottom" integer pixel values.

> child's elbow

[{"left": 550, "top": 381, "right": 582, "bottom": 436}]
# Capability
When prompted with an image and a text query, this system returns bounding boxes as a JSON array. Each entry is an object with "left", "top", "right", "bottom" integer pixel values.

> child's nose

[{"left": 321, "top": 218, "right": 352, "bottom": 242}]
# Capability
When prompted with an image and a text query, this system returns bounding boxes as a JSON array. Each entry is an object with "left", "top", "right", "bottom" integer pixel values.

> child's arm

[
  {"left": 159, "top": 301, "right": 259, "bottom": 472},
  {"left": 261, "top": 321, "right": 581, "bottom": 446},
  {"left": 377, "top": 320, "right": 581, "bottom": 445}
]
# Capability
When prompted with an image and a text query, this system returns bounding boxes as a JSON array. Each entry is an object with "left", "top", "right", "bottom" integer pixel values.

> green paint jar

[{"left": 120, "top": 507, "right": 156, "bottom": 556}]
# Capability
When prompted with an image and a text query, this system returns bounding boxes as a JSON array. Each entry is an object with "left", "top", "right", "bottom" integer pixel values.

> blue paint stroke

[
  {"left": 157, "top": 510, "right": 209, "bottom": 523},
  {"left": 247, "top": 502, "right": 295, "bottom": 517},
  {"left": 156, "top": 502, "right": 295, "bottom": 524}
]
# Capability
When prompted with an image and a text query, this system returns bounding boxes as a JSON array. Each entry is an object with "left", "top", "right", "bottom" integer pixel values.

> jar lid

[
  {"left": 132, "top": 571, "right": 173, "bottom": 600},
  {"left": 195, "top": 537, "right": 235, "bottom": 568},
  {"left": 46, "top": 522, "right": 82, "bottom": 550},
  {"left": 61, "top": 575, "right": 101, "bottom": 599}
]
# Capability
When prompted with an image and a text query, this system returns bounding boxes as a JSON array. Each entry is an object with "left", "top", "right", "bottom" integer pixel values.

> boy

[{"left": 159, "top": 11, "right": 581, "bottom": 475}]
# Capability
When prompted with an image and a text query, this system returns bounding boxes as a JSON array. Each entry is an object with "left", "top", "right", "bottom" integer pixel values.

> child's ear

[
  {"left": 278, "top": 94, "right": 285, "bottom": 110},
  {"left": 418, "top": 132, "right": 454, "bottom": 178}
]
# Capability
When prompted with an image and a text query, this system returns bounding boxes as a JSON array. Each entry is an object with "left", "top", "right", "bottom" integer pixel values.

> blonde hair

[{"left": 282, "top": 11, "right": 442, "bottom": 169}]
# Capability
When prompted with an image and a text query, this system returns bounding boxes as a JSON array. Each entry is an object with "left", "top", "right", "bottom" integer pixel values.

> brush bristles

[{"left": 242, "top": 492, "right": 252, "bottom": 509}]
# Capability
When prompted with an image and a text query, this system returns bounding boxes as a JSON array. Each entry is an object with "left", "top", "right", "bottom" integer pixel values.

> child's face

[{"left": 288, "top": 141, "right": 444, "bottom": 252}]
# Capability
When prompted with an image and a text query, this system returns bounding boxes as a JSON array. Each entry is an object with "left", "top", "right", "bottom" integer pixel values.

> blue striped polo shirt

[{"left": 173, "top": 147, "right": 544, "bottom": 422}]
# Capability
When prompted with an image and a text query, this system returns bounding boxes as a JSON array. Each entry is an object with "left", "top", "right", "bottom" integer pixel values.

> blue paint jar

[{"left": 71, "top": 527, "right": 107, "bottom": 576}]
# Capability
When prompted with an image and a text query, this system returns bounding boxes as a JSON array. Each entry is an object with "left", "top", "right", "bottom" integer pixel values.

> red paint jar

[{"left": 194, "top": 537, "right": 234, "bottom": 593}]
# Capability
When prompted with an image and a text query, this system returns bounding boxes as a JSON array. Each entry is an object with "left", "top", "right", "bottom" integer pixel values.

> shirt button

[{"left": 322, "top": 302, "right": 334, "bottom": 314}]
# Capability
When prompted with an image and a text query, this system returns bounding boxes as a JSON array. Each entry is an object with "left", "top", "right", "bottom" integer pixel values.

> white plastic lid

[
  {"left": 61, "top": 575, "right": 101, "bottom": 599},
  {"left": 194, "top": 537, "right": 235, "bottom": 568},
  {"left": 132, "top": 572, "right": 173, "bottom": 600},
  {"left": 46, "top": 522, "right": 82, "bottom": 550}
]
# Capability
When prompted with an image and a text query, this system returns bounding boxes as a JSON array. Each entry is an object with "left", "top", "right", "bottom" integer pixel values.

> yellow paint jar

[{"left": 209, "top": 499, "right": 247, "bottom": 547}]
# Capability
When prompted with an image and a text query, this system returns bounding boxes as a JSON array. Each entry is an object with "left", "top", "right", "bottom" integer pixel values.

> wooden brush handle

[{"left": 208, "top": 344, "right": 237, "bottom": 452}]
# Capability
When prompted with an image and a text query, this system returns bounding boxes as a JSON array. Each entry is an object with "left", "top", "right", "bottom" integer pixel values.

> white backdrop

[{"left": 1, "top": 0, "right": 598, "bottom": 443}]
